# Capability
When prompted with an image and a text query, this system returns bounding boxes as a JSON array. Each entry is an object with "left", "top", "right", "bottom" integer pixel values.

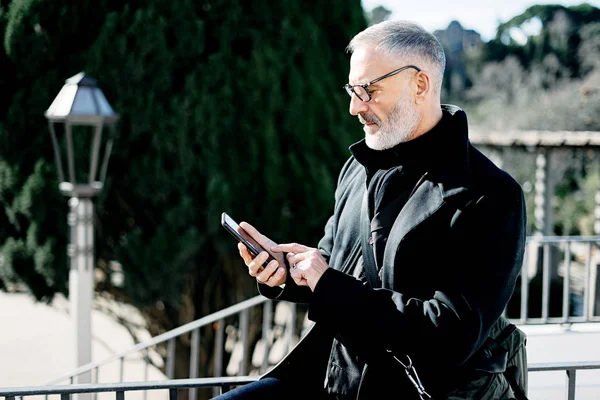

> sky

[{"left": 361, "top": 0, "right": 600, "bottom": 41}]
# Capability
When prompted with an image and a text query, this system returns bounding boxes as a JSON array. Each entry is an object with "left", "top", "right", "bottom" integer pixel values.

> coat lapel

[{"left": 380, "top": 178, "right": 468, "bottom": 287}]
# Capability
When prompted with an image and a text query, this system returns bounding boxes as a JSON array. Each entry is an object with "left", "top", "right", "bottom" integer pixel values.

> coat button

[{"left": 368, "top": 236, "right": 373, "bottom": 245}]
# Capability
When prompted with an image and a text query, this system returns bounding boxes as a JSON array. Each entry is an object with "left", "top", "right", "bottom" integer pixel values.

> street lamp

[{"left": 45, "top": 72, "right": 118, "bottom": 384}]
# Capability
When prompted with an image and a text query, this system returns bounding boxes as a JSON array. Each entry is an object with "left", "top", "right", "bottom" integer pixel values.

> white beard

[{"left": 364, "top": 90, "right": 421, "bottom": 150}]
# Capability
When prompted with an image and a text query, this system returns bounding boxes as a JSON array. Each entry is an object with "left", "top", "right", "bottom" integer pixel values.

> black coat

[{"left": 260, "top": 105, "right": 527, "bottom": 399}]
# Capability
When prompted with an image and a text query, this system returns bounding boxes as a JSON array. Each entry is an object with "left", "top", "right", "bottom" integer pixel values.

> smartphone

[{"left": 221, "top": 212, "right": 275, "bottom": 267}]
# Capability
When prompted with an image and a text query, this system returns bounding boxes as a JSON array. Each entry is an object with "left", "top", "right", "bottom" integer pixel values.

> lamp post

[{"left": 45, "top": 72, "right": 118, "bottom": 384}]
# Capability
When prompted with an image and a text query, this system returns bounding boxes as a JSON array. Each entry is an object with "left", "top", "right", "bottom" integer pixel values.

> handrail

[
  {"left": 528, "top": 361, "right": 600, "bottom": 371},
  {"left": 5, "top": 361, "right": 600, "bottom": 399},
  {"left": 526, "top": 235, "right": 600, "bottom": 243},
  {"left": 528, "top": 361, "right": 600, "bottom": 400},
  {"left": 1, "top": 377, "right": 259, "bottom": 397},
  {"left": 46, "top": 295, "right": 268, "bottom": 385}
]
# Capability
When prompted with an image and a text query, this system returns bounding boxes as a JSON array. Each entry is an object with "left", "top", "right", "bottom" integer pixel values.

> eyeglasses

[{"left": 343, "top": 65, "right": 421, "bottom": 102}]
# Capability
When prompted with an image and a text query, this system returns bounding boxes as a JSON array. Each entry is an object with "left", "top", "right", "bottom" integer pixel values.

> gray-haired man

[{"left": 217, "top": 20, "right": 528, "bottom": 400}]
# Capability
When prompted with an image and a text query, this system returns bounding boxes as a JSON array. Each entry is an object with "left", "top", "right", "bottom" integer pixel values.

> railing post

[
  {"left": 594, "top": 187, "right": 600, "bottom": 235},
  {"left": 286, "top": 303, "right": 296, "bottom": 353},
  {"left": 566, "top": 369, "right": 576, "bottom": 400},
  {"left": 143, "top": 350, "right": 149, "bottom": 400},
  {"left": 562, "top": 242, "right": 571, "bottom": 322},
  {"left": 119, "top": 357, "right": 124, "bottom": 382},
  {"left": 189, "top": 328, "right": 201, "bottom": 400},
  {"left": 520, "top": 245, "right": 529, "bottom": 323},
  {"left": 584, "top": 243, "right": 593, "bottom": 321},
  {"left": 542, "top": 243, "right": 551, "bottom": 322},
  {"left": 213, "top": 319, "right": 225, "bottom": 397},
  {"left": 240, "top": 308, "right": 250, "bottom": 376},
  {"left": 94, "top": 367, "right": 99, "bottom": 400},
  {"left": 166, "top": 338, "right": 176, "bottom": 379},
  {"left": 262, "top": 300, "right": 273, "bottom": 373}
]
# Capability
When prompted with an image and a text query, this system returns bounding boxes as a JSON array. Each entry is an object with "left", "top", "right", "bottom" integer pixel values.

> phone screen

[{"left": 221, "top": 213, "right": 275, "bottom": 265}]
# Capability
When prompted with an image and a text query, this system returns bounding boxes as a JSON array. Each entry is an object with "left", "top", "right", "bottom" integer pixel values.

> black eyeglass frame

[{"left": 343, "top": 65, "right": 421, "bottom": 102}]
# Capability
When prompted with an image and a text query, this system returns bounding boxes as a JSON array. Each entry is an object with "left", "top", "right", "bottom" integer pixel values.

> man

[{"left": 216, "top": 20, "right": 527, "bottom": 399}]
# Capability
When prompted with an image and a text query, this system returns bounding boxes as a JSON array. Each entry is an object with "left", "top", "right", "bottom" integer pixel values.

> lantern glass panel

[
  {"left": 69, "top": 125, "right": 103, "bottom": 185},
  {"left": 71, "top": 87, "right": 97, "bottom": 115},
  {"left": 48, "top": 85, "right": 78, "bottom": 118}
]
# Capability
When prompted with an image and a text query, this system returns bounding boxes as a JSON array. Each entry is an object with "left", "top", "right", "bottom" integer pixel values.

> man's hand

[
  {"left": 271, "top": 243, "right": 329, "bottom": 291},
  {"left": 237, "top": 222, "right": 287, "bottom": 287}
]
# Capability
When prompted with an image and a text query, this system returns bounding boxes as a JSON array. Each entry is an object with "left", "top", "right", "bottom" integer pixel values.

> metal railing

[
  {"left": 528, "top": 361, "right": 600, "bottom": 400},
  {"left": 46, "top": 235, "right": 600, "bottom": 396},
  {"left": 46, "top": 295, "right": 284, "bottom": 399},
  {"left": 514, "top": 236, "right": 600, "bottom": 324},
  {"left": 1, "top": 377, "right": 258, "bottom": 400},
  {"left": 2, "top": 362, "right": 599, "bottom": 400}
]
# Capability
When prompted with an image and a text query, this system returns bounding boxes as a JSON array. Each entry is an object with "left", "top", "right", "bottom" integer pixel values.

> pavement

[
  {"left": 521, "top": 323, "right": 600, "bottom": 399},
  {"left": 0, "top": 291, "right": 166, "bottom": 400}
]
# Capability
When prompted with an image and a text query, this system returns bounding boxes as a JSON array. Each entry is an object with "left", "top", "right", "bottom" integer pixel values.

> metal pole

[
  {"left": 286, "top": 303, "right": 296, "bottom": 353},
  {"left": 213, "top": 320, "right": 225, "bottom": 397},
  {"left": 189, "top": 329, "right": 200, "bottom": 400},
  {"left": 68, "top": 197, "right": 94, "bottom": 400},
  {"left": 166, "top": 339, "right": 176, "bottom": 379},
  {"left": 562, "top": 242, "right": 571, "bottom": 322},
  {"left": 261, "top": 301, "right": 272, "bottom": 373},
  {"left": 584, "top": 243, "right": 593, "bottom": 321},
  {"left": 542, "top": 243, "right": 551, "bottom": 322},
  {"left": 520, "top": 245, "right": 529, "bottom": 323},
  {"left": 566, "top": 369, "right": 576, "bottom": 400},
  {"left": 240, "top": 309, "right": 249, "bottom": 376}
]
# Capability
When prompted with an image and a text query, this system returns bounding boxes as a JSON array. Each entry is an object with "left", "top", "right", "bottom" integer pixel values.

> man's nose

[{"left": 349, "top": 93, "right": 368, "bottom": 116}]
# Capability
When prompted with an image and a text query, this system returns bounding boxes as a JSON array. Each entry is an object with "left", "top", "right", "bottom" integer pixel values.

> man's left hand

[{"left": 271, "top": 243, "right": 329, "bottom": 291}]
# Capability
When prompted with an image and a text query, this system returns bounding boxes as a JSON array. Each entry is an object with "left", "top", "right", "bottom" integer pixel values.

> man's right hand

[{"left": 238, "top": 222, "right": 287, "bottom": 287}]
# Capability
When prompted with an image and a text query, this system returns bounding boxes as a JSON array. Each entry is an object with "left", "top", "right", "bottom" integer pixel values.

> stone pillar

[
  {"left": 534, "top": 148, "right": 554, "bottom": 236},
  {"left": 595, "top": 188, "right": 600, "bottom": 235},
  {"left": 532, "top": 149, "right": 559, "bottom": 291},
  {"left": 594, "top": 187, "right": 600, "bottom": 317}
]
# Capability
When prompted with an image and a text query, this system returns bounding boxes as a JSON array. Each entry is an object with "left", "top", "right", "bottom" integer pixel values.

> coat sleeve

[
  {"left": 257, "top": 157, "right": 356, "bottom": 303},
  {"left": 307, "top": 180, "right": 526, "bottom": 367}
]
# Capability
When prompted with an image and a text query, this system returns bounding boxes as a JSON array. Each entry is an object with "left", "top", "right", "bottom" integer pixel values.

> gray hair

[{"left": 347, "top": 20, "right": 446, "bottom": 95}]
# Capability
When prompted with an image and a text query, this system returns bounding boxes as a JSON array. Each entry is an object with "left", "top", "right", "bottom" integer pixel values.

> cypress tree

[{"left": 1, "top": 0, "right": 366, "bottom": 380}]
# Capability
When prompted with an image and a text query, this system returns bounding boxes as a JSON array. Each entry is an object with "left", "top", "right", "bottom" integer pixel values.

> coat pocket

[
  {"left": 445, "top": 372, "right": 513, "bottom": 400},
  {"left": 324, "top": 338, "right": 363, "bottom": 397}
]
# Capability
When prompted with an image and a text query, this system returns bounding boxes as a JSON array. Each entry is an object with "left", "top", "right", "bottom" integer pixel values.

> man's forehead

[{"left": 348, "top": 47, "right": 399, "bottom": 83}]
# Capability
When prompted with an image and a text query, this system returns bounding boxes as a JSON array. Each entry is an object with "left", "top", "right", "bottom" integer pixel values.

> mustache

[{"left": 358, "top": 113, "right": 381, "bottom": 125}]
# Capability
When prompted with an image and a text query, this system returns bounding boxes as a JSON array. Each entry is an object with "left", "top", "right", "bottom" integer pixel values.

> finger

[
  {"left": 256, "top": 260, "right": 280, "bottom": 283},
  {"left": 238, "top": 242, "right": 253, "bottom": 265},
  {"left": 240, "top": 222, "right": 276, "bottom": 249},
  {"left": 265, "top": 265, "right": 287, "bottom": 287},
  {"left": 286, "top": 251, "right": 311, "bottom": 266},
  {"left": 290, "top": 267, "right": 308, "bottom": 286},
  {"left": 271, "top": 243, "right": 312, "bottom": 254},
  {"left": 248, "top": 251, "right": 269, "bottom": 276}
]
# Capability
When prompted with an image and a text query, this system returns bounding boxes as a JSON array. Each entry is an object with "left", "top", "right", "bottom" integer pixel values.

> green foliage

[
  {"left": 486, "top": 4, "right": 600, "bottom": 74},
  {"left": 0, "top": 0, "right": 366, "bottom": 337}
]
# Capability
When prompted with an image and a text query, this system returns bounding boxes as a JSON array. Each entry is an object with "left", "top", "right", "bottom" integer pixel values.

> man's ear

[{"left": 414, "top": 71, "right": 431, "bottom": 104}]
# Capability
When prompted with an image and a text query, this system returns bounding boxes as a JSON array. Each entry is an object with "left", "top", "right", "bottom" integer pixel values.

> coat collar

[{"left": 349, "top": 104, "right": 473, "bottom": 198}]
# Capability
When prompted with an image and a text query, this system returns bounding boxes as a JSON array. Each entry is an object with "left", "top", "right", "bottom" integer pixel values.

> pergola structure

[{"left": 470, "top": 130, "right": 600, "bottom": 236}]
